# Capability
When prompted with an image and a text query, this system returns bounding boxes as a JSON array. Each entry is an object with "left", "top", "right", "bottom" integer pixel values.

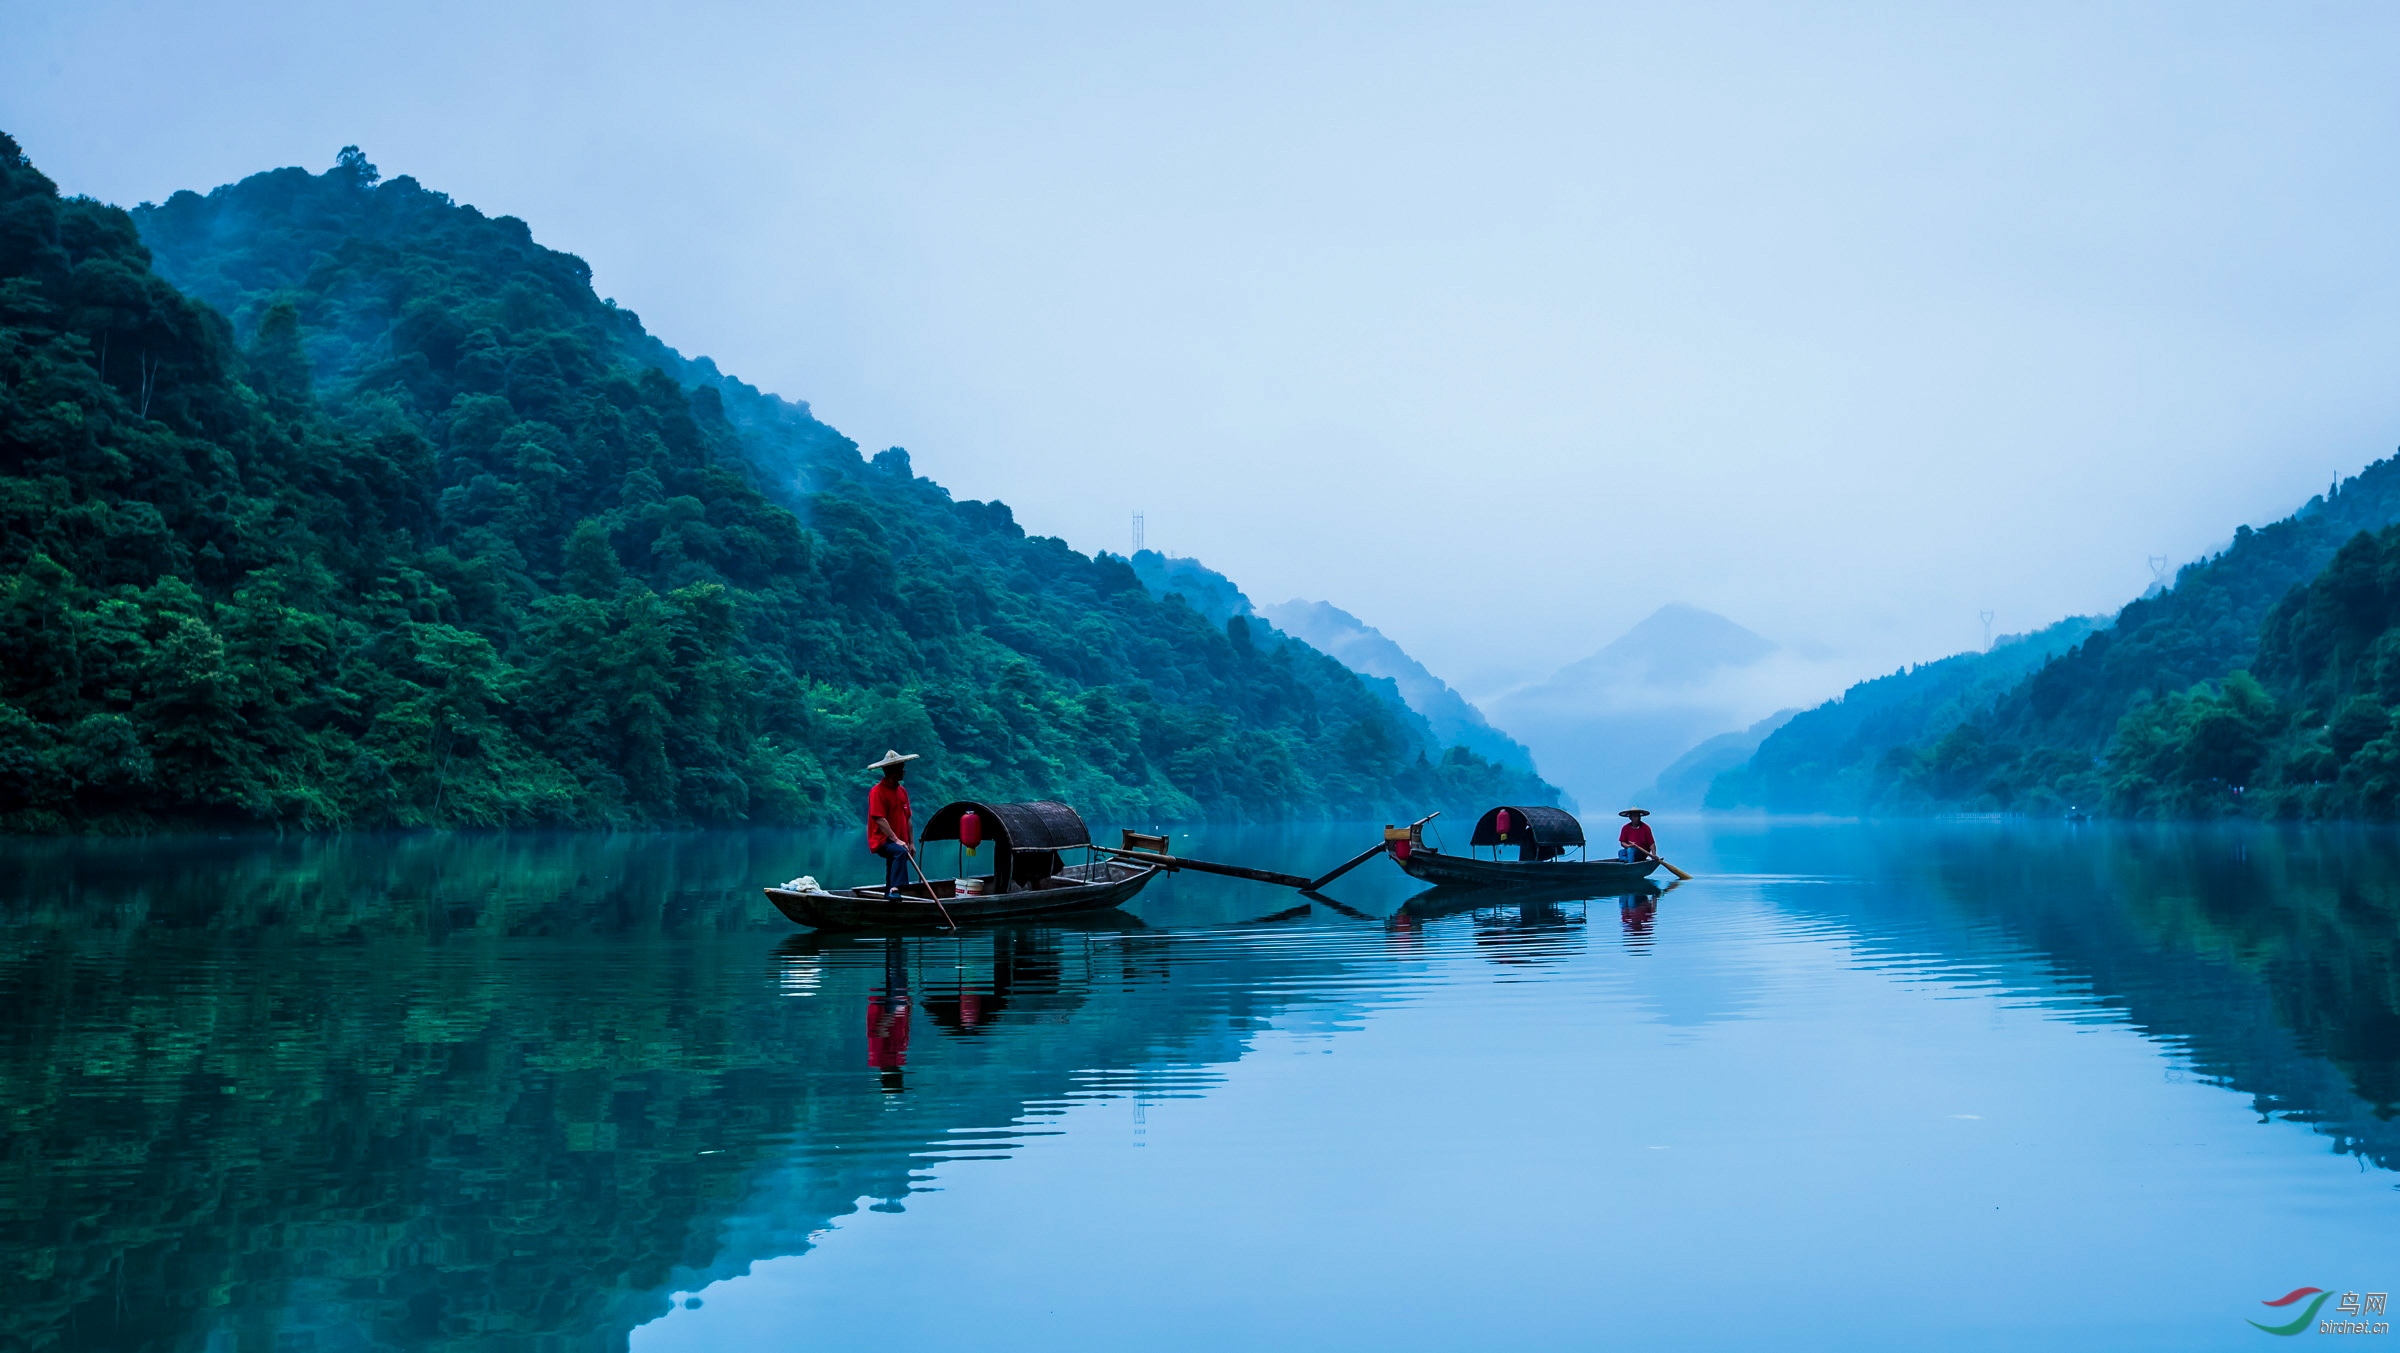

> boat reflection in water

[
  {"left": 1390, "top": 877, "right": 1672, "bottom": 967},
  {"left": 848, "top": 914, "right": 1156, "bottom": 1092},
  {"left": 1618, "top": 892, "right": 1659, "bottom": 953}
]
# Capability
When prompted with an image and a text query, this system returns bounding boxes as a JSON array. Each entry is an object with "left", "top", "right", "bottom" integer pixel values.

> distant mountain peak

[
  {"left": 1541, "top": 604, "right": 1776, "bottom": 693},
  {"left": 1488, "top": 604, "right": 1793, "bottom": 809}
]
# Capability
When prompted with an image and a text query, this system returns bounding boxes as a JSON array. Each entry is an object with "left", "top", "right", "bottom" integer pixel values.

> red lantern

[
  {"left": 959, "top": 811, "right": 982, "bottom": 851},
  {"left": 1494, "top": 809, "right": 1512, "bottom": 838}
]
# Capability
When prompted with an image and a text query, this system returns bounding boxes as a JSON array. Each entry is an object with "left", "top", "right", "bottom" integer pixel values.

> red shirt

[
  {"left": 868, "top": 780, "right": 911, "bottom": 850},
  {"left": 1619, "top": 820, "right": 1656, "bottom": 852}
]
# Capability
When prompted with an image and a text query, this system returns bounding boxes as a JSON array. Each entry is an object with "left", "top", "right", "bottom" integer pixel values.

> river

[{"left": 3, "top": 818, "right": 2395, "bottom": 1350}]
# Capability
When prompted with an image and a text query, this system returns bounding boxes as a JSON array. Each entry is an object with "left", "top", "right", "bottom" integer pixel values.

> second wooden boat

[{"left": 1390, "top": 805, "right": 1660, "bottom": 892}]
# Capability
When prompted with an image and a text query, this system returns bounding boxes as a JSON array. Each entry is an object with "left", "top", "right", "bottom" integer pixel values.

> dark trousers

[{"left": 874, "top": 840, "right": 912, "bottom": 894}]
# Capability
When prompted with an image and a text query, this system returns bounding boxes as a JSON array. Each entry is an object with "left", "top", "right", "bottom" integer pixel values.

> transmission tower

[
  {"left": 1979, "top": 610, "right": 1995, "bottom": 652},
  {"left": 1132, "top": 511, "right": 1145, "bottom": 553},
  {"left": 2148, "top": 555, "right": 2170, "bottom": 592}
]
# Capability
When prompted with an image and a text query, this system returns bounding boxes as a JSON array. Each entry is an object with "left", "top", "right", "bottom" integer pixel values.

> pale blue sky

[{"left": 10, "top": 2, "right": 2400, "bottom": 697}]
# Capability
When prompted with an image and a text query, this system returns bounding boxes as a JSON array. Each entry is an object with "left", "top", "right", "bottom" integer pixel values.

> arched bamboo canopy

[
  {"left": 919, "top": 800, "right": 1091, "bottom": 892},
  {"left": 920, "top": 800, "right": 1091, "bottom": 853},
  {"left": 1468, "top": 805, "right": 1585, "bottom": 849}
]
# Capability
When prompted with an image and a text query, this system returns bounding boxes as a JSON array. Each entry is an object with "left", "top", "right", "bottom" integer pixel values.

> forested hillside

[
  {"left": 2106, "top": 521, "right": 2400, "bottom": 816},
  {"left": 0, "top": 138, "right": 1549, "bottom": 831},
  {"left": 1709, "top": 456, "right": 2400, "bottom": 818},
  {"left": 1706, "top": 616, "right": 2098, "bottom": 813},
  {"left": 1906, "top": 458, "right": 2400, "bottom": 815},
  {"left": 1127, "top": 549, "right": 1256, "bottom": 627}
]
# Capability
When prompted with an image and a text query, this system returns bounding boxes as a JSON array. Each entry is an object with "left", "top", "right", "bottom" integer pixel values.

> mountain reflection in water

[{"left": 1, "top": 820, "right": 2395, "bottom": 1351}]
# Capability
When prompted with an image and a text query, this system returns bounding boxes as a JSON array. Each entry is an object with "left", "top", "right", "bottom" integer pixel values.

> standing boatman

[
  {"left": 866, "top": 750, "right": 920, "bottom": 900},
  {"left": 1617, "top": 808, "right": 1656, "bottom": 863}
]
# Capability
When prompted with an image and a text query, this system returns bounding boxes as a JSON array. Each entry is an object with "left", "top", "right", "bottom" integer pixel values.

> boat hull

[
  {"left": 765, "top": 860, "right": 1161, "bottom": 930},
  {"left": 1395, "top": 847, "right": 1658, "bottom": 894}
]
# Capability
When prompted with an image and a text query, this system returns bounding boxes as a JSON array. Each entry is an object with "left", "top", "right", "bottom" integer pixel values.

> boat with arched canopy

[
  {"left": 1388, "top": 805, "right": 1658, "bottom": 891},
  {"left": 765, "top": 799, "right": 1161, "bottom": 929}
]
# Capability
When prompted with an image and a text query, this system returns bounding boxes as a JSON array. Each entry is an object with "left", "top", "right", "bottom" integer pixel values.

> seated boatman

[
  {"left": 1618, "top": 808, "right": 1656, "bottom": 863},
  {"left": 865, "top": 749, "right": 920, "bottom": 900}
]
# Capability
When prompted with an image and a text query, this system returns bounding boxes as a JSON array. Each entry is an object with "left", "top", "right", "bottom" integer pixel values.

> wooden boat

[
  {"left": 764, "top": 799, "right": 1162, "bottom": 930},
  {"left": 1390, "top": 805, "right": 1659, "bottom": 892},
  {"left": 1398, "top": 872, "right": 1660, "bottom": 918}
]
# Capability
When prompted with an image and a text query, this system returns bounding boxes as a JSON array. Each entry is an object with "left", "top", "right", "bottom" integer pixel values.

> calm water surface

[{"left": 4, "top": 819, "right": 2397, "bottom": 1350}]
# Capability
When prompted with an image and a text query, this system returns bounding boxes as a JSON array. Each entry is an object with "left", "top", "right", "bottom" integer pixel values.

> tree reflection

[
  {"left": 1710, "top": 820, "right": 2400, "bottom": 1165},
  {"left": 4, "top": 823, "right": 2396, "bottom": 1351},
  {"left": 0, "top": 834, "right": 1327, "bottom": 1351}
]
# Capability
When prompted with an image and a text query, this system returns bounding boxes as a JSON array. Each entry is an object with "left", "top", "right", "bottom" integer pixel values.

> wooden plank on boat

[
  {"left": 1304, "top": 843, "right": 1387, "bottom": 892},
  {"left": 1307, "top": 812, "right": 1440, "bottom": 891},
  {"left": 1097, "top": 847, "right": 1313, "bottom": 890}
]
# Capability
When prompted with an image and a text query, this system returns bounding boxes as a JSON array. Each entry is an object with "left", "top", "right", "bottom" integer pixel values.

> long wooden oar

[
  {"left": 1304, "top": 843, "right": 1390, "bottom": 892},
  {"left": 1639, "top": 845, "right": 1693, "bottom": 882},
  {"left": 902, "top": 846, "right": 958, "bottom": 930},
  {"left": 1235, "top": 902, "right": 1316, "bottom": 926},
  {"left": 1301, "top": 891, "right": 1372, "bottom": 920},
  {"left": 1097, "top": 847, "right": 1313, "bottom": 889},
  {"left": 1305, "top": 810, "right": 1441, "bottom": 891}
]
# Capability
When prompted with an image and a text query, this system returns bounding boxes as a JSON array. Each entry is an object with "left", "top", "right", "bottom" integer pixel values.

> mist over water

[{"left": 5, "top": 819, "right": 2396, "bottom": 1350}]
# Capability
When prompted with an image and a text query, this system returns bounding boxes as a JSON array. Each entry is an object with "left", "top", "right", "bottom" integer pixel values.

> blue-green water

[{"left": 4, "top": 819, "right": 2397, "bottom": 1350}]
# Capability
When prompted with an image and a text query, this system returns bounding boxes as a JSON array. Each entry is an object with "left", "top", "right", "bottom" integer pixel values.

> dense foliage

[
  {"left": 1713, "top": 456, "right": 2400, "bottom": 817},
  {"left": 1926, "top": 459, "right": 2400, "bottom": 816},
  {"left": 1706, "top": 617, "right": 2098, "bottom": 813},
  {"left": 0, "top": 137, "right": 1549, "bottom": 831},
  {"left": 1127, "top": 548, "right": 1256, "bottom": 627},
  {"left": 2107, "top": 522, "right": 2400, "bottom": 817}
]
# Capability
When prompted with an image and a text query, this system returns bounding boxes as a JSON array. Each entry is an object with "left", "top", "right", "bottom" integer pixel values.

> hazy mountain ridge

[
  {"left": 1642, "top": 708, "right": 1799, "bottom": 810},
  {"left": 1121, "top": 556, "right": 1550, "bottom": 783},
  {"left": 1488, "top": 603, "right": 1847, "bottom": 810},
  {"left": 1258, "top": 599, "right": 1539, "bottom": 773},
  {"left": 1125, "top": 549, "right": 1254, "bottom": 628}
]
